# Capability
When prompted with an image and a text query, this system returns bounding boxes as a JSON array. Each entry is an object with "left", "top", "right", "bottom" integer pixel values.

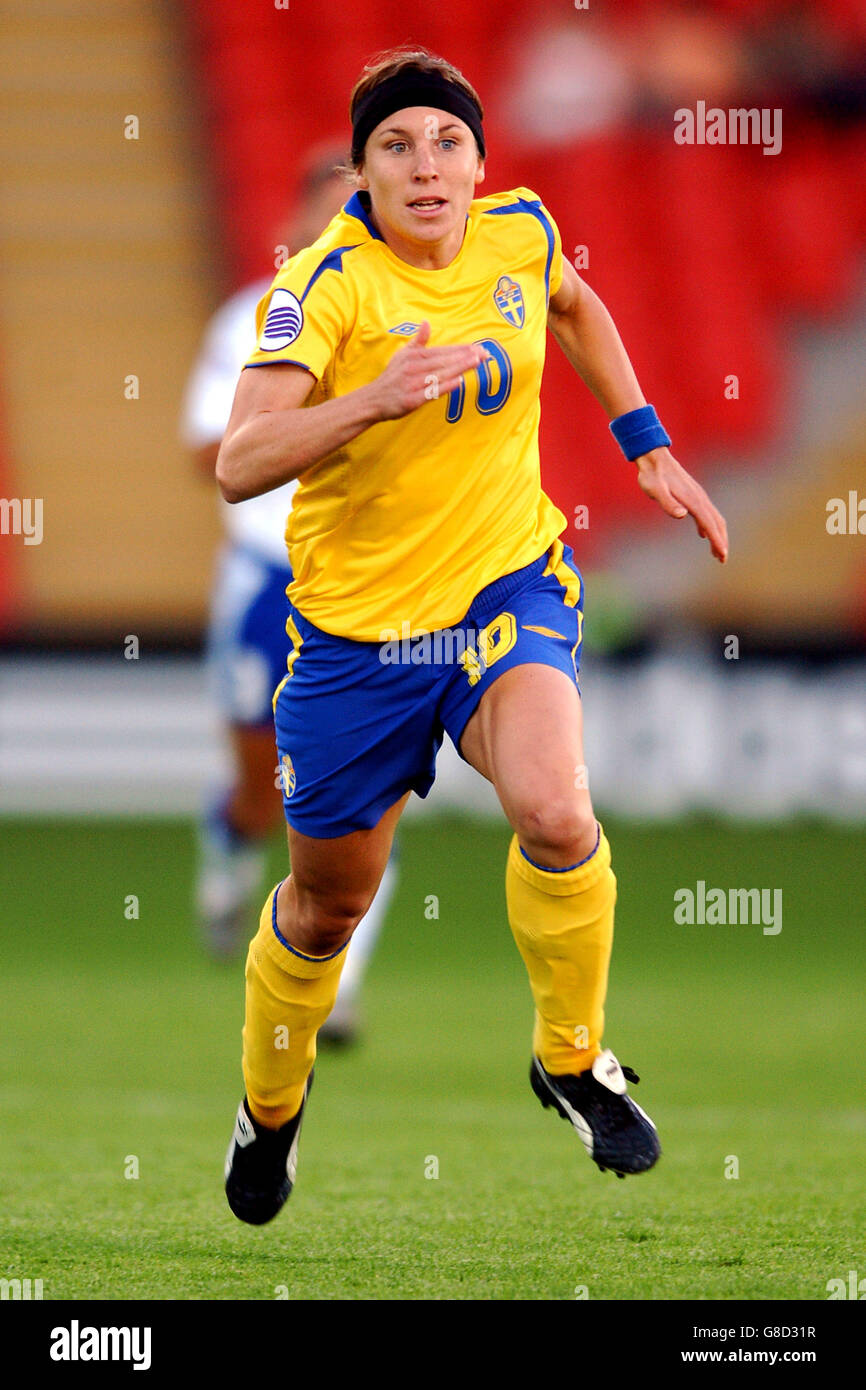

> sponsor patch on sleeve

[{"left": 258, "top": 288, "right": 304, "bottom": 351}]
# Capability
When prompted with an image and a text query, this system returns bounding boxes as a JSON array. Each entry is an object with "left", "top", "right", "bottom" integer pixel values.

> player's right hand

[
  {"left": 370, "top": 321, "right": 490, "bottom": 421},
  {"left": 635, "top": 447, "right": 729, "bottom": 563}
]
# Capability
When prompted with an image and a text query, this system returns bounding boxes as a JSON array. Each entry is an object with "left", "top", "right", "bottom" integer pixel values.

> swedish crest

[
  {"left": 493, "top": 275, "right": 525, "bottom": 328},
  {"left": 280, "top": 754, "right": 296, "bottom": 798}
]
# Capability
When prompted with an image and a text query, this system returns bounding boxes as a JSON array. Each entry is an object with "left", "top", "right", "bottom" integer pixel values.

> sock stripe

[
  {"left": 519, "top": 823, "right": 600, "bottom": 874},
  {"left": 270, "top": 881, "right": 349, "bottom": 962}
]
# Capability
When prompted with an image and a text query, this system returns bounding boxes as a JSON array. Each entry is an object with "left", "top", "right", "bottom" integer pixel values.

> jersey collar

[{"left": 343, "top": 191, "right": 385, "bottom": 242}]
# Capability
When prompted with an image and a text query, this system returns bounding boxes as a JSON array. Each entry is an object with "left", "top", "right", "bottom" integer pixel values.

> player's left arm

[{"left": 548, "top": 259, "right": 728, "bottom": 563}]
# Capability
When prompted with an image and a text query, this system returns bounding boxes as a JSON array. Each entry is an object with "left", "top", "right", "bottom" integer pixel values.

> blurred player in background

[{"left": 181, "top": 148, "right": 397, "bottom": 1042}]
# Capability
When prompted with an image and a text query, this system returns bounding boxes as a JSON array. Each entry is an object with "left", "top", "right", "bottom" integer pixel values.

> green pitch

[{"left": 1, "top": 815, "right": 864, "bottom": 1300}]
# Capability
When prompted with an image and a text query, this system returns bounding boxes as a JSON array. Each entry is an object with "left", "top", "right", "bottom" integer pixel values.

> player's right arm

[
  {"left": 216, "top": 323, "right": 488, "bottom": 503},
  {"left": 216, "top": 363, "right": 376, "bottom": 503}
]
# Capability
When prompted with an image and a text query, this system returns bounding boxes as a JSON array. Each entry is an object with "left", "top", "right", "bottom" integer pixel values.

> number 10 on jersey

[{"left": 446, "top": 338, "right": 512, "bottom": 422}]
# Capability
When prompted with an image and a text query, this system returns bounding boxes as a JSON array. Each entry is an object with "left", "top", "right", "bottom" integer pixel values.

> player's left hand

[{"left": 634, "top": 447, "right": 728, "bottom": 563}]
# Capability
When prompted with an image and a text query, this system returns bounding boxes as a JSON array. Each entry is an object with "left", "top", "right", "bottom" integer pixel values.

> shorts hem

[{"left": 282, "top": 777, "right": 432, "bottom": 839}]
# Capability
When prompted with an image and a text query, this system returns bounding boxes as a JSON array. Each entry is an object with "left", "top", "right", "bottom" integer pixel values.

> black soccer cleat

[
  {"left": 224, "top": 1072, "right": 313, "bottom": 1224},
  {"left": 531, "top": 1049, "right": 660, "bottom": 1179}
]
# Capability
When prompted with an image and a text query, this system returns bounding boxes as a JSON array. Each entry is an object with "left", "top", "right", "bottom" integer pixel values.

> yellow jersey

[{"left": 244, "top": 186, "right": 567, "bottom": 640}]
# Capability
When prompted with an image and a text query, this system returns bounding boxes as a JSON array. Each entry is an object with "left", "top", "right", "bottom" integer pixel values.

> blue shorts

[
  {"left": 273, "top": 541, "right": 585, "bottom": 838},
  {"left": 207, "top": 544, "right": 292, "bottom": 727}
]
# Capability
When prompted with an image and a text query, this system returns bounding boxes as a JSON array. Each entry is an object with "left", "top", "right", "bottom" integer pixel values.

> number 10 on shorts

[{"left": 459, "top": 612, "right": 517, "bottom": 686}]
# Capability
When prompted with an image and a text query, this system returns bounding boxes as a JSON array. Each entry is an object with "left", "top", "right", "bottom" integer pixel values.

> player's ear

[
  {"left": 355, "top": 161, "right": 369, "bottom": 191},
  {"left": 474, "top": 159, "right": 485, "bottom": 187}
]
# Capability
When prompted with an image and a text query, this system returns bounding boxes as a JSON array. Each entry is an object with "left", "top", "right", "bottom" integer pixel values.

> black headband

[{"left": 351, "top": 69, "right": 485, "bottom": 166}]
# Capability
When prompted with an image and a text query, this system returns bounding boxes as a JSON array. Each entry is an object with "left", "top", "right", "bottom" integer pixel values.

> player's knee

[
  {"left": 515, "top": 799, "right": 597, "bottom": 865},
  {"left": 292, "top": 884, "right": 374, "bottom": 955}
]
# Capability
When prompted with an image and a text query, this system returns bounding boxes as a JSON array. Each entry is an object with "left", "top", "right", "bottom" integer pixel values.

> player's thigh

[{"left": 460, "top": 662, "right": 595, "bottom": 859}]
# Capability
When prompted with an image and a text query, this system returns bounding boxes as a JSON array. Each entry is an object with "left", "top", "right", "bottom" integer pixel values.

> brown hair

[{"left": 347, "top": 45, "right": 483, "bottom": 168}]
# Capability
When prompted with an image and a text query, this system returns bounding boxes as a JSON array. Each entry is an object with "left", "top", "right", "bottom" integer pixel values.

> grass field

[{"left": 2, "top": 814, "right": 864, "bottom": 1301}]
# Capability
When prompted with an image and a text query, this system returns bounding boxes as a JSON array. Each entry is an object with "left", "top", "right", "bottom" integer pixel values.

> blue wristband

[{"left": 609, "top": 404, "right": 671, "bottom": 461}]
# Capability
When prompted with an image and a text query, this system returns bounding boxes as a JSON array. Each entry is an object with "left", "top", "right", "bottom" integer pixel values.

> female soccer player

[{"left": 218, "top": 46, "right": 728, "bottom": 1224}]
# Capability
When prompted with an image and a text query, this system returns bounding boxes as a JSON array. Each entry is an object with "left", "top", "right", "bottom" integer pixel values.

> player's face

[{"left": 357, "top": 106, "right": 485, "bottom": 267}]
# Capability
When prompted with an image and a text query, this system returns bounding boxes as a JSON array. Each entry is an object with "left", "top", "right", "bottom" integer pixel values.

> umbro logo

[{"left": 388, "top": 322, "right": 422, "bottom": 336}]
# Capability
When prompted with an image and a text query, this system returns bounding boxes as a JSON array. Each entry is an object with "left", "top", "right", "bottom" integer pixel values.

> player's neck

[{"left": 367, "top": 202, "right": 468, "bottom": 271}]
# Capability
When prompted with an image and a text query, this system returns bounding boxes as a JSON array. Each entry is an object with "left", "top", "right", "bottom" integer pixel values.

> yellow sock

[
  {"left": 506, "top": 826, "right": 616, "bottom": 1075},
  {"left": 242, "top": 883, "right": 348, "bottom": 1129}
]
